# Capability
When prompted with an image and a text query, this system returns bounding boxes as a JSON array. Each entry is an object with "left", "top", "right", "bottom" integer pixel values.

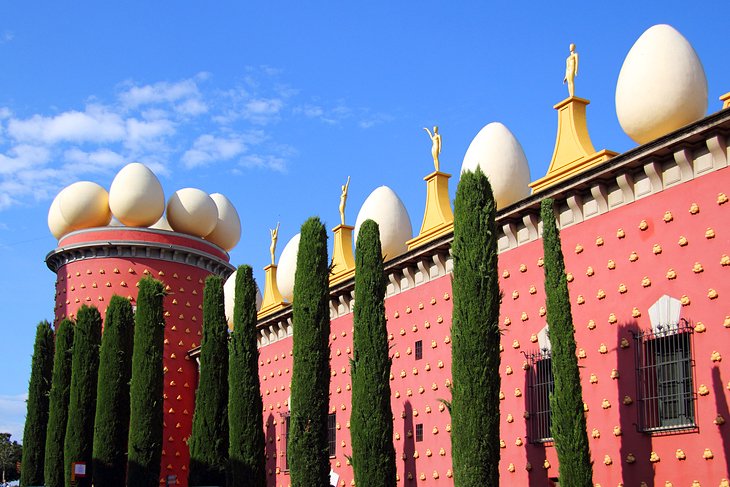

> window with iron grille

[
  {"left": 415, "top": 340, "right": 423, "bottom": 360},
  {"left": 282, "top": 414, "right": 291, "bottom": 471},
  {"left": 415, "top": 423, "right": 423, "bottom": 442},
  {"left": 328, "top": 413, "right": 337, "bottom": 457},
  {"left": 634, "top": 321, "right": 696, "bottom": 433},
  {"left": 526, "top": 349, "right": 554, "bottom": 443}
]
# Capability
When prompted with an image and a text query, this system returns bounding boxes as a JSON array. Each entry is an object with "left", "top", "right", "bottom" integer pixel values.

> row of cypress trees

[
  {"left": 21, "top": 277, "right": 166, "bottom": 487},
  {"left": 23, "top": 185, "right": 591, "bottom": 487},
  {"left": 187, "top": 268, "right": 267, "bottom": 487}
]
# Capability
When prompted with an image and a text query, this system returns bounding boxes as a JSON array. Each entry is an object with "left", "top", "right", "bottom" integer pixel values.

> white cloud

[
  {"left": 0, "top": 145, "right": 51, "bottom": 175},
  {"left": 119, "top": 78, "right": 201, "bottom": 108},
  {"left": 182, "top": 134, "right": 247, "bottom": 169},
  {"left": 63, "top": 147, "right": 126, "bottom": 173},
  {"left": 7, "top": 104, "right": 126, "bottom": 145},
  {"left": 240, "top": 153, "right": 287, "bottom": 173},
  {"left": 243, "top": 98, "right": 284, "bottom": 124}
]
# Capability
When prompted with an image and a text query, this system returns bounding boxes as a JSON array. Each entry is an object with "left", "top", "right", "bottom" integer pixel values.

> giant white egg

[
  {"left": 616, "top": 24, "right": 708, "bottom": 145},
  {"left": 460, "top": 122, "right": 531, "bottom": 209},
  {"left": 166, "top": 188, "right": 218, "bottom": 238},
  {"left": 109, "top": 162, "right": 165, "bottom": 227},
  {"left": 276, "top": 233, "right": 301, "bottom": 302},
  {"left": 205, "top": 193, "right": 241, "bottom": 251},
  {"left": 354, "top": 186, "right": 413, "bottom": 260},
  {"left": 58, "top": 181, "right": 112, "bottom": 231},
  {"left": 223, "top": 269, "right": 263, "bottom": 330},
  {"left": 48, "top": 192, "right": 72, "bottom": 239}
]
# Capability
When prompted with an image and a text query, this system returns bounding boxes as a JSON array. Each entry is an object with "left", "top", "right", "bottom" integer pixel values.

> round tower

[{"left": 46, "top": 226, "right": 234, "bottom": 487}]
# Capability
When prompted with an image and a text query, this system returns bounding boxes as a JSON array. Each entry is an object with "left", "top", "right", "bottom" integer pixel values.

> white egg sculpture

[
  {"left": 58, "top": 181, "right": 112, "bottom": 231},
  {"left": 276, "top": 233, "right": 301, "bottom": 302},
  {"left": 149, "top": 214, "right": 174, "bottom": 232},
  {"left": 166, "top": 188, "right": 218, "bottom": 238},
  {"left": 48, "top": 193, "right": 72, "bottom": 239},
  {"left": 616, "top": 24, "right": 708, "bottom": 145},
  {"left": 460, "top": 122, "right": 531, "bottom": 209},
  {"left": 109, "top": 162, "right": 165, "bottom": 227},
  {"left": 354, "top": 186, "right": 413, "bottom": 260},
  {"left": 205, "top": 193, "right": 241, "bottom": 251},
  {"left": 223, "top": 269, "right": 263, "bottom": 329}
]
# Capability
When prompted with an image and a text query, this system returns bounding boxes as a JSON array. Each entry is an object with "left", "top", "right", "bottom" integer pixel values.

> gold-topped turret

[
  {"left": 407, "top": 126, "right": 454, "bottom": 250},
  {"left": 721, "top": 92, "right": 730, "bottom": 110},
  {"left": 530, "top": 44, "right": 616, "bottom": 193},
  {"left": 331, "top": 177, "right": 356, "bottom": 285},
  {"left": 258, "top": 222, "right": 287, "bottom": 318}
]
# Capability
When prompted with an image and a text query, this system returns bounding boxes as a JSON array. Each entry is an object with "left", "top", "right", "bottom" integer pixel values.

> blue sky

[{"left": 0, "top": 1, "right": 727, "bottom": 441}]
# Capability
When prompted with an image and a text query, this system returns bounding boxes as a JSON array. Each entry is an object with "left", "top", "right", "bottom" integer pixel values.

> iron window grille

[
  {"left": 415, "top": 340, "right": 423, "bottom": 360},
  {"left": 328, "top": 412, "right": 337, "bottom": 458},
  {"left": 634, "top": 319, "right": 697, "bottom": 434},
  {"left": 415, "top": 423, "right": 423, "bottom": 442},
  {"left": 525, "top": 348, "right": 554, "bottom": 444},
  {"left": 282, "top": 413, "right": 291, "bottom": 471}
]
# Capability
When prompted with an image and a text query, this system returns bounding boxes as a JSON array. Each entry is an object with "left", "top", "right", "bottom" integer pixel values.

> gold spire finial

[
  {"left": 721, "top": 92, "right": 730, "bottom": 110},
  {"left": 269, "top": 222, "right": 280, "bottom": 266},
  {"left": 423, "top": 126, "right": 441, "bottom": 172},
  {"left": 339, "top": 176, "right": 350, "bottom": 226},
  {"left": 563, "top": 43, "right": 578, "bottom": 97}
]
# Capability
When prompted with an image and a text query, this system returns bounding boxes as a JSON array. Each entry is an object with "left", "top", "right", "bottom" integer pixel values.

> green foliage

[
  {"left": 44, "top": 318, "right": 75, "bottom": 487},
  {"left": 350, "top": 220, "right": 396, "bottom": 487},
  {"left": 0, "top": 432, "right": 22, "bottom": 484},
  {"left": 21, "top": 321, "right": 55, "bottom": 486},
  {"left": 64, "top": 306, "right": 102, "bottom": 487},
  {"left": 289, "top": 217, "right": 331, "bottom": 487},
  {"left": 93, "top": 296, "right": 135, "bottom": 487},
  {"left": 540, "top": 198, "right": 593, "bottom": 486},
  {"left": 228, "top": 265, "right": 266, "bottom": 487},
  {"left": 189, "top": 275, "right": 229, "bottom": 486},
  {"left": 450, "top": 168, "right": 501, "bottom": 487},
  {"left": 126, "top": 278, "right": 166, "bottom": 487}
]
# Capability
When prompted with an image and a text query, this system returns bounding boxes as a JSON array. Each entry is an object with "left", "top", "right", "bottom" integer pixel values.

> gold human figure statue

[
  {"left": 423, "top": 126, "right": 441, "bottom": 172},
  {"left": 269, "top": 222, "right": 280, "bottom": 265},
  {"left": 339, "top": 176, "right": 351, "bottom": 226},
  {"left": 564, "top": 43, "right": 579, "bottom": 97}
]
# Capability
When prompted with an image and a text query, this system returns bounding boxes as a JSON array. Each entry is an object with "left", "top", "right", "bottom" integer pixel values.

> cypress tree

[
  {"left": 228, "top": 265, "right": 266, "bottom": 487},
  {"left": 126, "top": 277, "right": 166, "bottom": 487},
  {"left": 540, "top": 198, "right": 593, "bottom": 486},
  {"left": 93, "top": 296, "right": 135, "bottom": 487},
  {"left": 64, "top": 305, "right": 102, "bottom": 487},
  {"left": 289, "top": 217, "right": 330, "bottom": 487},
  {"left": 20, "top": 320, "right": 55, "bottom": 486},
  {"left": 350, "top": 219, "right": 396, "bottom": 487},
  {"left": 189, "top": 275, "right": 229, "bottom": 486},
  {"left": 44, "top": 318, "right": 75, "bottom": 487},
  {"left": 450, "top": 168, "right": 501, "bottom": 487}
]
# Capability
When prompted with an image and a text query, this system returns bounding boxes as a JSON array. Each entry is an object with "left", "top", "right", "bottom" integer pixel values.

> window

[
  {"left": 526, "top": 349, "right": 554, "bottom": 443},
  {"left": 415, "top": 340, "right": 423, "bottom": 360},
  {"left": 635, "top": 321, "right": 696, "bottom": 433},
  {"left": 282, "top": 414, "right": 291, "bottom": 471},
  {"left": 415, "top": 423, "right": 423, "bottom": 442},
  {"left": 283, "top": 412, "right": 338, "bottom": 467},
  {"left": 328, "top": 413, "right": 337, "bottom": 458}
]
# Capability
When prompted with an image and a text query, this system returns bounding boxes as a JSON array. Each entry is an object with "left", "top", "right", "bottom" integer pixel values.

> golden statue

[
  {"left": 564, "top": 43, "right": 579, "bottom": 97},
  {"left": 269, "top": 222, "right": 280, "bottom": 265},
  {"left": 423, "top": 126, "right": 441, "bottom": 171},
  {"left": 339, "top": 176, "right": 350, "bottom": 226}
]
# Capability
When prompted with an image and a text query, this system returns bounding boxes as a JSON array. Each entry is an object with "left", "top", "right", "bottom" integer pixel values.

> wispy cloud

[{"left": 0, "top": 67, "right": 391, "bottom": 212}]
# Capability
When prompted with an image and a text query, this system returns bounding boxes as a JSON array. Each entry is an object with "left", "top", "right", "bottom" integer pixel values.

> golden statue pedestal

[
  {"left": 721, "top": 92, "right": 730, "bottom": 110},
  {"left": 530, "top": 96, "right": 616, "bottom": 193},
  {"left": 330, "top": 224, "right": 355, "bottom": 286},
  {"left": 258, "top": 264, "right": 287, "bottom": 318},
  {"left": 407, "top": 170, "right": 454, "bottom": 250}
]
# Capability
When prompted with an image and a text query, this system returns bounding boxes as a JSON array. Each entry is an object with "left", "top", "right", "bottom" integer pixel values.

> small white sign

[
  {"left": 330, "top": 470, "right": 340, "bottom": 487},
  {"left": 74, "top": 463, "right": 86, "bottom": 475}
]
